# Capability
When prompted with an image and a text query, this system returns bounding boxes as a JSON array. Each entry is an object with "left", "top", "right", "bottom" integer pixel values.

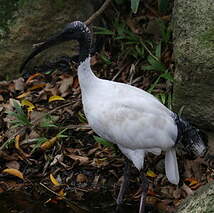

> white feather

[
  {"left": 78, "top": 57, "right": 179, "bottom": 184},
  {"left": 165, "top": 148, "right": 179, "bottom": 184}
]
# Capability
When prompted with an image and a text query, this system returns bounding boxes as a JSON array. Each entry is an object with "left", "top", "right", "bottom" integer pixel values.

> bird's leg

[
  {"left": 139, "top": 171, "right": 148, "bottom": 213},
  {"left": 116, "top": 159, "right": 130, "bottom": 205}
]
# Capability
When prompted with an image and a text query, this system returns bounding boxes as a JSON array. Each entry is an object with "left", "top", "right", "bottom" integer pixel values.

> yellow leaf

[
  {"left": 58, "top": 189, "right": 65, "bottom": 197},
  {"left": 15, "top": 135, "right": 20, "bottom": 150},
  {"left": 40, "top": 136, "right": 58, "bottom": 150},
  {"left": 21, "top": 99, "right": 35, "bottom": 112},
  {"left": 48, "top": 96, "right": 65, "bottom": 102},
  {"left": 146, "top": 169, "right": 157, "bottom": 178},
  {"left": 2, "top": 168, "right": 24, "bottom": 180},
  {"left": 185, "top": 178, "right": 198, "bottom": 186},
  {"left": 16, "top": 92, "right": 31, "bottom": 99},
  {"left": 50, "top": 174, "right": 60, "bottom": 186}
]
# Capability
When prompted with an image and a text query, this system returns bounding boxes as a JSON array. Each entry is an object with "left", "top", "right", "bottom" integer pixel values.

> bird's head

[
  {"left": 181, "top": 123, "right": 207, "bottom": 158},
  {"left": 20, "top": 21, "right": 92, "bottom": 74}
]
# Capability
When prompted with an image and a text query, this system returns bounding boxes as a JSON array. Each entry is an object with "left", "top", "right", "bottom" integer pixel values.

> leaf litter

[{"left": 0, "top": 2, "right": 214, "bottom": 213}]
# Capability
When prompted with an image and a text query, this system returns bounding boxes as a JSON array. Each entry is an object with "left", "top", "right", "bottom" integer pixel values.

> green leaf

[
  {"left": 57, "top": 128, "right": 68, "bottom": 138},
  {"left": 31, "top": 137, "right": 48, "bottom": 154},
  {"left": 160, "top": 71, "right": 173, "bottom": 81},
  {"left": 93, "top": 136, "right": 114, "bottom": 148},
  {"left": 94, "top": 26, "right": 114, "bottom": 35},
  {"left": 131, "top": 0, "right": 140, "bottom": 14},
  {"left": 142, "top": 65, "right": 156, "bottom": 71},
  {"left": 147, "top": 56, "right": 166, "bottom": 72},
  {"left": 100, "top": 54, "right": 112, "bottom": 65},
  {"left": 147, "top": 75, "right": 161, "bottom": 93},
  {"left": 160, "top": 93, "right": 166, "bottom": 104},
  {"left": 155, "top": 42, "right": 162, "bottom": 59},
  {"left": 40, "top": 114, "right": 58, "bottom": 128}
]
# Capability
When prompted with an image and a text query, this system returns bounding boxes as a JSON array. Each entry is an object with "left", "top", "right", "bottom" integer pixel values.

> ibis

[{"left": 20, "top": 21, "right": 207, "bottom": 212}]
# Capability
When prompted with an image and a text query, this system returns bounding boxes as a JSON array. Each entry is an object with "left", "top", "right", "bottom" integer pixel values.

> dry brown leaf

[
  {"left": 28, "top": 83, "right": 46, "bottom": 91},
  {"left": 59, "top": 76, "right": 73, "bottom": 96},
  {"left": 91, "top": 158, "right": 109, "bottom": 168},
  {"left": 13, "top": 78, "right": 25, "bottom": 91},
  {"left": 181, "top": 183, "right": 194, "bottom": 196},
  {"left": 66, "top": 154, "right": 89, "bottom": 165},
  {"left": 76, "top": 174, "right": 88, "bottom": 183},
  {"left": 16, "top": 92, "right": 31, "bottom": 99},
  {"left": 5, "top": 161, "right": 20, "bottom": 170},
  {"left": 2, "top": 168, "right": 24, "bottom": 180},
  {"left": 72, "top": 77, "right": 79, "bottom": 89}
]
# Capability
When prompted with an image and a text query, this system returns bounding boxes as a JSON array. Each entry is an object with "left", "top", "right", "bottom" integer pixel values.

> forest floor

[{"left": 0, "top": 1, "right": 214, "bottom": 213}]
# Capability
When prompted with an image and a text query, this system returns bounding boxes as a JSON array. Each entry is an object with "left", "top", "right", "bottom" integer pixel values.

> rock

[
  {"left": 177, "top": 181, "right": 214, "bottom": 213},
  {"left": 172, "top": 0, "right": 214, "bottom": 132},
  {"left": 0, "top": 0, "right": 102, "bottom": 79}
]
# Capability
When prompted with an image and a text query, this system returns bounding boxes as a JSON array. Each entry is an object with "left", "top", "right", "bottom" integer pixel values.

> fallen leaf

[
  {"left": 26, "top": 73, "right": 44, "bottom": 83},
  {"left": 28, "top": 83, "right": 46, "bottom": 91},
  {"left": 66, "top": 154, "right": 89, "bottom": 165},
  {"left": 58, "top": 188, "right": 65, "bottom": 197},
  {"left": 181, "top": 183, "right": 194, "bottom": 196},
  {"left": 5, "top": 161, "right": 20, "bottom": 170},
  {"left": 59, "top": 76, "right": 73, "bottom": 96},
  {"left": 0, "top": 95, "right": 3, "bottom": 101},
  {"left": 48, "top": 96, "right": 65, "bottom": 102},
  {"left": 21, "top": 99, "right": 35, "bottom": 112},
  {"left": 184, "top": 177, "right": 198, "bottom": 186},
  {"left": 15, "top": 135, "right": 21, "bottom": 150},
  {"left": 146, "top": 169, "right": 157, "bottom": 177},
  {"left": 16, "top": 92, "right": 31, "bottom": 99},
  {"left": 40, "top": 136, "right": 58, "bottom": 150},
  {"left": 50, "top": 174, "right": 60, "bottom": 186},
  {"left": 2, "top": 168, "right": 24, "bottom": 180},
  {"left": 13, "top": 78, "right": 25, "bottom": 91},
  {"left": 76, "top": 174, "right": 88, "bottom": 183}
]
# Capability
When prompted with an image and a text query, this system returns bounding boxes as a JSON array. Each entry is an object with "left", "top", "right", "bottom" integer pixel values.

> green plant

[
  {"left": 40, "top": 114, "right": 58, "bottom": 128},
  {"left": 6, "top": 101, "right": 31, "bottom": 127},
  {"left": 93, "top": 136, "right": 115, "bottom": 148},
  {"left": 158, "top": 20, "right": 172, "bottom": 44}
]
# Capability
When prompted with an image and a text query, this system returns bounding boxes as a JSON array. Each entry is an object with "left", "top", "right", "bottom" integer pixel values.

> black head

[
  {"left": 182, "top": 125, "right": 207, "bottom": 157},
  {"left": 20, "top": 21, "right": 92, "bottom": 74},
  {"left": 175, "top": 115, "right": 207, "bottom": 157}
]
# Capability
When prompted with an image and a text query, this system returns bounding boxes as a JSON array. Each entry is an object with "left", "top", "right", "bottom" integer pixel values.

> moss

[
  {"left": 199, "top": 28, "right": 214, "bottom": 48},
  {"left": 0, "top": 0, "right": 18, "bottom": 34}
]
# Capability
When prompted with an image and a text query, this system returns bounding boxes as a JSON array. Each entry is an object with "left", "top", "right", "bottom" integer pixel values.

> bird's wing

[
  {"left": 87, "top": 94, "right": 177, "bottom": 151},
  {"left": 165, "top": 148, "right": 179, "bottom": 184}
]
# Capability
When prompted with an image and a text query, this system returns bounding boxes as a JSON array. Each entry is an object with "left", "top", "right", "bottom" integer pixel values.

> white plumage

[{"left": 78, "top": 57, "right": 179, "bottom": 185}]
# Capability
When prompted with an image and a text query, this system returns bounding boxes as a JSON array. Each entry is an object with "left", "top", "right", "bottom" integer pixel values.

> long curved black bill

[{"left": 19, "top": 32, "right": 67, "bottom": 74}]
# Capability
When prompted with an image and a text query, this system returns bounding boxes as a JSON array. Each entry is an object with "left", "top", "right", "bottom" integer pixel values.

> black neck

[{"left": 79, "top": 40, "right": 91, "bottom": 63}]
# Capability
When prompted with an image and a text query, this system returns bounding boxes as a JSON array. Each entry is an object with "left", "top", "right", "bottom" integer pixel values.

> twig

[
  {"left": 40, "top": 182, "right": 62, "bottom": 197},
  {"left": 84, "top": 0, "right": 112, "bottom": 25}
]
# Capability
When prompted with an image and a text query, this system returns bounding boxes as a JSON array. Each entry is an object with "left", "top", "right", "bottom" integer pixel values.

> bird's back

[{"left": 82, "top": 79, "right": 178, "bottom": 151}]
